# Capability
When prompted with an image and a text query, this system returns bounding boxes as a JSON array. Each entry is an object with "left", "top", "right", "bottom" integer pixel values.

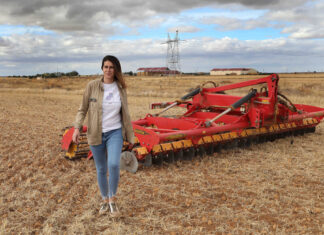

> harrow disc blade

[
  {"left": 164, "top": 151, "right": 175, "bottom": 163},
  {"left": 174, "top": 149, "right": 184, "bottom": 161},
  {"left": 143, "top": 154, "right": 152, "bottom": 167},
  {"left": 206, "top": 144, "right": 214, "bottom": 155},
  {"left": 213, "top": 143, "right": 221, "bottom": 153},
  {"left": 257, "top": 135, "right": 266, "bottom": 144},
  {"left": 294, "top": 129, "right": 305, "bottom": 136},
  {"left": 307, "top": 126, "right": 316, "bottom": 133},
  {"left": 223, "top": 140, "right": 238, "bottom": 150},
  {"left": 152, "top": 153, "right": 163, "bottom": 166},
  {"left": 267, "top": 134, "right": 276, "bottom": 142},
  {"left": 245, "top": 138, "right": 252, "bottom": 147},
  {"left": 184, "top": 147, "right": 195, "bottom": 161},
  {"left": 196, "top": 146, "right": 206, "bottom": 158}
]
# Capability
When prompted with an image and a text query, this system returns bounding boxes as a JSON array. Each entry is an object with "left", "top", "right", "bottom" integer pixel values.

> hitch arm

[
  {"left": 205, "top": 89, "right": 257, "bottom": 127},
  {"left": 155, "top": 87, "right": 201, "bottom": 116}
]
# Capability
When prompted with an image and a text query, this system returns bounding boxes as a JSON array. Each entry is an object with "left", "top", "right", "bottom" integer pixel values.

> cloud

[
  {"left": 197, "top": 1, "right": 324, "bottom": 39},
  {"left": 168, "top": 25, "right": 201, "bottom": 33},
  {"left": 0, "top": 0, "right": 312, "bottom": 34},
  {"left": 1, "top": 33, "right": 324, "bottom": 75},
  {"left": 201, "top": 16, "right": 270, "bottom": 31},
  {"left": 265, "top": 1, "right": 324, "bottom": 39},
  {"left": 0, "top": 0, "right": 323, "bottom": 75}
]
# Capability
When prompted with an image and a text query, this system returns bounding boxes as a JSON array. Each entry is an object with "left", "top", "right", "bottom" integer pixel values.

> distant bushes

[{"left": 8, "top": 71, "right": 79, "bottom": 79}]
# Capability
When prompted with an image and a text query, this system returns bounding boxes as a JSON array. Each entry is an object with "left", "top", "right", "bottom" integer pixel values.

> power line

[{"left": 162, "top": 30, "right": 184, "bottom": 76}]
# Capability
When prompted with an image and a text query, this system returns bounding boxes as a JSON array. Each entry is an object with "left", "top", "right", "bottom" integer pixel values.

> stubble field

[{"left": 0, "top": 73, "right": 324, "bottom": 234}]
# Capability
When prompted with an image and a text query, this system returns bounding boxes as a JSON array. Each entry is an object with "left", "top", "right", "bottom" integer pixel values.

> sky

[{"left": 0, "top": 0, "right": 324, "bottom": 75}]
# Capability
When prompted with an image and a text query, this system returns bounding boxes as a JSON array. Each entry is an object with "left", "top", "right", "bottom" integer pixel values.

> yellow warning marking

[
  {"left": 260, "top": 99, "right": 270, "bottom": 104},
  {"left": 165, "top": 133, "right": 185, "bottom": 140},
  {"left": 212, "top": 135, "right": 222, "bottom": 142},
  {"left": 259, "top": 127, "right": 268, "bottom": 134},
  {"left": 240, "top": 130, "right": 248, "bottom": 137},
  {"left": 303, "top": 118, "right": 315, "bottom": 125},
  {"left": 134, "top": 129, "right": 149, "bottom": 135},
  {"left": 198, "top": 138, "right": 204, "bottom": 145},
  {"left": 203, "top": 136, "right": 213, "bottom": 143},
  {"left": 221, "top": 133, "right": 231, "bottom": 140},
  {"left": 160, "top": 143, "right": 173, "bottom": 151},
  {"left": 66, "top": 143, "right": 77, "bottom": 158},
  {"left": 270, "top": 124, "right": 279, "bottom": 132},
  {"left": 182, "top": 139, "right": 193, "bottom": 148},
  {"left": 135, "top": 147, "right": 148, "bottom": 155},
  {"left": 246, "top": 129, "right": 256, "bottom": 136},
  {"left": 152, "top": 145, "right": 162, "bottom": 154},
  {"left": 171, "top": 141, "right": 183, "bottom": 149},
  {"left": 279, "top": 123, "right": 286, "bottom": 129},
  {"left": 63, "top": 129, "right": 69, "bottom": 136},
  {"left": 229, "top": 132, "right": 238, "bottom": 138}
]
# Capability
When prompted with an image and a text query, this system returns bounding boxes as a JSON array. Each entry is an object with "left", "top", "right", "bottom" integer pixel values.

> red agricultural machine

[{"left": 61, "top": 74, "right": 324, "bottom": 172}]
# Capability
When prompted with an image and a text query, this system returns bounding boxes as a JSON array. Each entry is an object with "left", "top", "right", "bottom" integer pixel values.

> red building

[{"left": 137, "top": 67, "right": 180, "bottom": 76}]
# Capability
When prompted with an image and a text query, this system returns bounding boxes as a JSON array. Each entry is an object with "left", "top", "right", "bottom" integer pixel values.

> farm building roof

[
  {"left": 211, "top": 68, "right": 252, "bottom": 71},
  {"left": 137, "top": 67, "right": 169, "bottom": 72}
]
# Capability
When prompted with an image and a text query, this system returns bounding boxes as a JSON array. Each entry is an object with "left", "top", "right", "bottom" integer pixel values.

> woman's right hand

[{"left": 72, "top": 128, "right": 80, "bottom": 144}]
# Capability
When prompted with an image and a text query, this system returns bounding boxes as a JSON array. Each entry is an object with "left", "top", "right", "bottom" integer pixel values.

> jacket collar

[{"left": 99, "top": 76, "right": 122, "bottom": 91}]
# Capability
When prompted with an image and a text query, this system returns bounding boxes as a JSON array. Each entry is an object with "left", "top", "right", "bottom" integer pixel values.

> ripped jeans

[{"left": 90, "top": 128, "right": 123, "bottom": 200}]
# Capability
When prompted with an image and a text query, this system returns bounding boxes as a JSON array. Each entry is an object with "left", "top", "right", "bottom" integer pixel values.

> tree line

[{"left": 8, "top": 71, "right": 79, "bottom": 78}]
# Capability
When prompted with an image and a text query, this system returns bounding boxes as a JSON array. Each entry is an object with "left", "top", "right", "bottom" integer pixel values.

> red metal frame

[
  {"left": 62, "top": 74, "right": 324, "bottom": 161},
  {"left": 131, "top": 74, "right": 323, "bottom": 150}
]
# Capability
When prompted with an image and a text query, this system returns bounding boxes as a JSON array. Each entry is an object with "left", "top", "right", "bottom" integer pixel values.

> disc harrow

[{"left": 61, "top": 74, "right": 324, "bottom": 172}]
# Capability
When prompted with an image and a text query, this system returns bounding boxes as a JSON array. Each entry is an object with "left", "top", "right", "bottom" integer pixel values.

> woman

[{"left": 72, "top": 55, "right": 134, "bottom": 216}]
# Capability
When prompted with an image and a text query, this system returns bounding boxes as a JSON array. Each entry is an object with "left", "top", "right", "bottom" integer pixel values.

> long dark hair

[{"left": 101, "top": 55, "right": 126, "bottom": 89}]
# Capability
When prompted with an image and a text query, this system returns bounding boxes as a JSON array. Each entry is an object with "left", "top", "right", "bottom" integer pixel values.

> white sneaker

[
  {"left": 109, "top": 202, "right": 121, "bottom": 217},
  {"left": 99, "top": 202, "right": 109, "bottom": 215}
]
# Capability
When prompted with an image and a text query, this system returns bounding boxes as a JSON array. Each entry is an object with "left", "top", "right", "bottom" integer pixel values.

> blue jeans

[{"left": 90, "top": 128, "right": 123, "bottom": 200}]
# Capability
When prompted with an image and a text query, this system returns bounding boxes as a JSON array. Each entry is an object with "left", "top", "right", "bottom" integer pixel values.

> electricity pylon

[{"left": 163, "top": 30, "right": 183, "bottom": 76}]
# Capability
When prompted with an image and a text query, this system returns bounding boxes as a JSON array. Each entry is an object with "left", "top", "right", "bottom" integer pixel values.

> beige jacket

[{"left": 74, "top": 77, "right": 135, "bottom": 146}]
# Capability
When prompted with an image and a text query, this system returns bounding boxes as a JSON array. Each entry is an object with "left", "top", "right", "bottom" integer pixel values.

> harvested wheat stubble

[{"left": 0, "top": 73, "right": 324, "bottom": 234}]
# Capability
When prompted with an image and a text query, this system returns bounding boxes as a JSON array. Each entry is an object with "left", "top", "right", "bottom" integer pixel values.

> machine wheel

[{"left": 120, "top": 151, "right": 138, "bottom": 173}]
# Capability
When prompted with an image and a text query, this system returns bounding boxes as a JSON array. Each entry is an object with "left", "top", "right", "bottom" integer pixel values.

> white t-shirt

[{"left": 102, "top": 82, "right": 122, "bottom": 133}]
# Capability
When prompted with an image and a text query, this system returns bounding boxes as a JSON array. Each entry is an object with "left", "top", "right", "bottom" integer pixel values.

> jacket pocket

[{"left": 89, "top": 100, "right": 99, "bottom": 111}]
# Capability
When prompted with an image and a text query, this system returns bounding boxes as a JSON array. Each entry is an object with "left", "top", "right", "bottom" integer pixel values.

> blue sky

[{"left": 0, "top": 0, "right": 324, "bottom": 75}]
